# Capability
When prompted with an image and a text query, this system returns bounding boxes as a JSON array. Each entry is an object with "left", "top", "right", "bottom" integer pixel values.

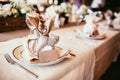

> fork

[{"left": 4, "top": 54, "right": 39, "bottom": 78}]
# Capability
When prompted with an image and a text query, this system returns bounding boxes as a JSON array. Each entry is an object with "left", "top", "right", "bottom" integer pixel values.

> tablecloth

[
  {"left": 0, "top": 27, "right": 95, "bottom": 80},
  {"left": 0, "top": 24, "right": 120, "bottom": 80}
]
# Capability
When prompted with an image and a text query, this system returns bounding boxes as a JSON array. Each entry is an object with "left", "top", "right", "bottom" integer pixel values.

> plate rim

[
  {"left": 75, "top": 29, "right": 106, "bottom": 40},
  {"left": 12, "top": 45, "right": 69, "bottom": 66},
  {"left": 88, "top": 34, "right": 106, "bottom": 40}
]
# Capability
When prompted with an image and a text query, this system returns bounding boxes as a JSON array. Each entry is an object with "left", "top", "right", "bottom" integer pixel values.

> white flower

[
  {"left": 46, "top": 6, "right": 57, "bottom": 18},
  {"left": 27, "top": 0, "right": 37, "bottom": 5},
  {"left": 59, "top": 2, "right": 71, "bottom": 14},
  {"left": 71, "top": 4, "right": 78, "bottom": 14},
  {"left": 54, "top": 5, "right": 62, "bottom": 13},
  {"left": 10, "top": 0, "right": 25, "bottom": 8},
  {"left": 20, "top": 8, "right": 27, "bottom": 14},
  {"left": 2, "top": 4, "right": 12, "bottom": 11},
  {"left": 2, "top": 4, "right": 12, "bottom": 17},
  {"left": 60, "top": 2, "right": 67, "bottom": 11},
  {"left": 76, "top": 5, "right": 88, "bottom": 15},
  {"left": 20, "top": 6, "right": 31, "bottom": 14}
]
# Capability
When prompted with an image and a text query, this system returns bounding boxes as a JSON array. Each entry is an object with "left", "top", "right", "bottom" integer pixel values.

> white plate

[
  {"left": 12, "top": 45, "right": 71, "bottom": 66},
  {"left": 75, "top": 30, "right": 106, "bottom": 40},
  {"left": 88, "top": 34, "right": 106, "bottom": 40}
]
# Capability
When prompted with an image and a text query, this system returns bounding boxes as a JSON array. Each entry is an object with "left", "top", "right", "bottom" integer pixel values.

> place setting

[
  {"left": 6, "top": 11, "right": 75, "bottom": 67},
  {"left": 74, "top": 11, "right": 106, "bottom": 41},
  {"left": 104, "top": 9, "right": 120, "bottom": 31}
]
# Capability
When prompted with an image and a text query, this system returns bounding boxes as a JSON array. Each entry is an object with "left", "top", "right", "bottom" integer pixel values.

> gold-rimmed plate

[{"left": 12, "top": 45, "right": 71, "bottom": 66}]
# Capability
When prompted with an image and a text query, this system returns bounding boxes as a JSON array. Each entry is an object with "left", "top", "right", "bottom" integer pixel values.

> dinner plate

[
  {"left": 88, "top": 34, "right": 106, "bottom": 40},
  {"left": 75, "top": 30, "right": 106, "bottom": 40},
  {"left": 12, "top": 45, "right": 71, "bottom": 66}
]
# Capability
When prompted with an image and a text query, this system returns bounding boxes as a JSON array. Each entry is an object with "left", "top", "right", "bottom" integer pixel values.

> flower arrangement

[
  {"left": 0, "top": 0, "right": 32, "bottom": 17},
  {"left": 54, "top": 2, "right": 71, "bottom": 17},
  {"left": 76, "top": 4, "right": 88, "bottom": 16}
]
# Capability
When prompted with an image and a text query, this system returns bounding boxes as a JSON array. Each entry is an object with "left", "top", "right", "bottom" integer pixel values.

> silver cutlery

[{"left": 4, "top": 54, "right": 39, "bottom": 78}]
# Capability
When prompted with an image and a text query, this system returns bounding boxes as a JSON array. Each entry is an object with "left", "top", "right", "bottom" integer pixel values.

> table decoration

[
  {"left": 10, "top": 11, "right": 72, "bottom": 65},
  {"left": 86, "top": 9, "right": 103, "bottom": 22},
  {"left": 48, "top": 2, "right": 71, "bottom": 26},
  {"left": 75, "top": 4, "right": 88, "bottom": 24},
  {"left": 75, "top": 11, "right": 105, "bottom": 40},
  {"left": 0, "top": 0, "right": 33, "bottom": 32},
  {"left": 112, "top": 12, "right": 120, "bottom": 30},
  {"left": 104, "top": 9, "right": 114, "bottom": 29},
  {"left": 45, "top": 5, "right": 61, "bottom": 28},
  {"left": 0, "top": 0, "right": 32, "bottom": 17},
  {"left": 103, "top": 10, "right": 120, "bottom": 31}
]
